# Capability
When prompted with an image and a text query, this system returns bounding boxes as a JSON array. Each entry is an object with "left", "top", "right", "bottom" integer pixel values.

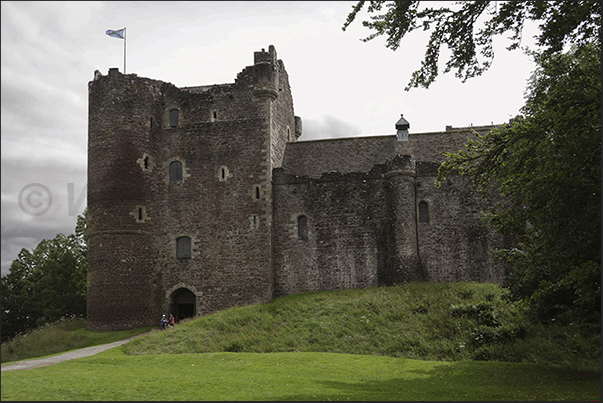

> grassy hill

[
  {"left": 2, "top": 282, "right": 599, "bottom": 370},
  {"left": 2, "top": 282, "right": 600, "bottom": 370},
  {"left": 1, "top": 282, "right": 600, "bottom": 401},
  {"left": 121, "top": 282, "right": 599, "bottom": 371}
]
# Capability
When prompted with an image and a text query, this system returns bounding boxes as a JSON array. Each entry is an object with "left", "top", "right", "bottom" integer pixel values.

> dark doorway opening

[{"left": 169, "top": 287, "right": 196, "bottom": 322}]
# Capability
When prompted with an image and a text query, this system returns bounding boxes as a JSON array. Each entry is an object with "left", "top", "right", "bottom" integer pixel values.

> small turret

[
  {"left": 396, "top": 114, "right": 410, "bottom": 141},
  {"left": 383, "top": 154, "right": 424, "bottom": 283},
  {"left": 252, "top": 45, "right": 279, "bottom": 101}
]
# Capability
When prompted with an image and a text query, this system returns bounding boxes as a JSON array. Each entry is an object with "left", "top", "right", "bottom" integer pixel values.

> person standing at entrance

[
  {"left": 160, "top": 314, "right": 167, "bottom": 330},
  {"left": 168, "top": 314, "right": 175, "bottom": 328}
]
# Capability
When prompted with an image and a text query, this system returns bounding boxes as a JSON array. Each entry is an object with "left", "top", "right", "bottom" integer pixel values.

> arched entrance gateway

[{"left": 169, "top": 287, "right": 196, "bottom": 321}]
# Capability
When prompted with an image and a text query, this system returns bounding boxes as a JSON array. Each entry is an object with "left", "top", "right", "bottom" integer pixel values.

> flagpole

[{"left": 123, "top": 27, "right": 126, "bottom": 74}]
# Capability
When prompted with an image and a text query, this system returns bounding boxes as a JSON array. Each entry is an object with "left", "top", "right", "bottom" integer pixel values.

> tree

[
  {"left": 342, "top": 1, "right": 601, "bottom": 89},
  {"left": 436, "top": 43, "right": 600, "bottom": 325},
  {"left": 343, "top": 1, "right": 601, "bottom": 325},
  {"left": 1, "top": 213, "right": 87, "bottom": 343}
]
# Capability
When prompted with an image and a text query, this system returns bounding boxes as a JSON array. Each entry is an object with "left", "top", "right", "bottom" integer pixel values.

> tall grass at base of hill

[
  {"left": 1, "top": 317, "right": 151, "bottom": 364},
  {"left": 123, "top": 282, "right": 600, "bottom": 372}
]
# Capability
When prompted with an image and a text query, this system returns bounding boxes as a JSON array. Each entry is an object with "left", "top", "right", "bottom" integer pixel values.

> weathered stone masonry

[{"left": 86, "top": 45, "right": 504, "bottom": 331}]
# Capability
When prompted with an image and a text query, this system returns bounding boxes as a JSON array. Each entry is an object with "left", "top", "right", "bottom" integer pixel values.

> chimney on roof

[{"left": 396, "top": 114, "right": 410, "bottom": 142}]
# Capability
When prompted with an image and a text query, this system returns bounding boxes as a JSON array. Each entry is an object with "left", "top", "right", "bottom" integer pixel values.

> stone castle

[{"left": 86, "top": 45, "right": 504, "bottom": 331}]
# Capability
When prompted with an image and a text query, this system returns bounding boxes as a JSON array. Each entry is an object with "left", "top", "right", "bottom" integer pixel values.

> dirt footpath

[{"left": 1, "top": 334, "right": 145, "bottom": 372}]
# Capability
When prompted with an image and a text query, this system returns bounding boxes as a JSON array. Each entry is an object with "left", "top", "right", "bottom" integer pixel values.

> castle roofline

[
  {"left": 181, "top": 83, "right": 235, "bottom": 93},
  {"left": 295, "top": 123, "right": 501, "bottom": 144},
  {"left": 295, "top": 134, "right": 394, "bottom": 144}
]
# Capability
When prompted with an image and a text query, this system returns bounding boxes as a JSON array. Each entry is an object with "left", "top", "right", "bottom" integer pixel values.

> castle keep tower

[
  {"left": 87, "top": 45, "right": 299, "bottom": 330},
  {"left": 87, "top": 67, "right": 164, "bottom": 330}
]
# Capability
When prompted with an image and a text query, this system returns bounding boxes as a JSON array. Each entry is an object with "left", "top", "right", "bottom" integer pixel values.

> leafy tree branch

[{"left": 342, "top": 1, "right": 601, "bottom": 89}]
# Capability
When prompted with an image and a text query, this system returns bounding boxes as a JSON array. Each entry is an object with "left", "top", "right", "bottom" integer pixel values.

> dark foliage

[{"left": 1, "top": 213, "right": 87, "bottom": 343}]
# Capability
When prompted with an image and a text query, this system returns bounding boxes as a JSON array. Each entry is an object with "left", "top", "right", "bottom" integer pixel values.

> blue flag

[{"left": 106, "top": 28, "right": 125, "bottom": 39}]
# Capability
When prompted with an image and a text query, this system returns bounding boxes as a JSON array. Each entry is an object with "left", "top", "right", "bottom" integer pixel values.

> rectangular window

[
  {"left": 419, "top": 201, "right": 429, "bottom": 223},
  {"left": 169, "top": 109, "right": 179, "bottom": 127},
  {"left": 176, "top": 237, "right": 191, "bottom": 259},
  {"left": 298, "top": 215, "right": 308, "bottom": 238},
  {"left": 170, "top": 161, "right": 183, "bottom": 182}
]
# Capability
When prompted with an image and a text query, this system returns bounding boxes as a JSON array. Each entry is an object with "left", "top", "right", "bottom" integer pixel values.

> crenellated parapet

[{"left": 384, "top": 154, "right": 415, "bottom": 178}]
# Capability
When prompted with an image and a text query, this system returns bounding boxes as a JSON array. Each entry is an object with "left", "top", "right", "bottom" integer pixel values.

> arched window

[
  {"left": 169, "top": 109, "right": 179, "bottom": 127},
  {"left": 298, "top": 215, "right": 308, "bottom": 239},
  {"left": 418, "top": 201, "right": 429, "bottom": 223},
  {"left": 170, "top": 161, "right": 183, "bottom": 182},
  {"left": 176, "top": 236, "right": 191, "bottom": 259}
]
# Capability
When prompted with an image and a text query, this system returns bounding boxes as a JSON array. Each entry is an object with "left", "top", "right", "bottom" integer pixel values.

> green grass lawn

[{"left": 2, "top": 348, "right": 600, "bottom": 401}]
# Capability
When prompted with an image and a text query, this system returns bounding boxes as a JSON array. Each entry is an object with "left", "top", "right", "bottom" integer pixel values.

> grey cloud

[
  {"left": 299, "top": 114, "right": 363, "bottom": 141},
  {"left": 1, "top": 156, "right": 86, "bottom": 277}
]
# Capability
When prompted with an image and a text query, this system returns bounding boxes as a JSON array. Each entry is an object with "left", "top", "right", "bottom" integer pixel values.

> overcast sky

[{"left": 1, "top": 1, "right": 540, "bottom": 276}]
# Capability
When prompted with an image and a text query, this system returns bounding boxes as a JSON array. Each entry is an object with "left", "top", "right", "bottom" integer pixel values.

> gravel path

[{"left": 1, "top": 334, "right": 146, "bottom": 372}]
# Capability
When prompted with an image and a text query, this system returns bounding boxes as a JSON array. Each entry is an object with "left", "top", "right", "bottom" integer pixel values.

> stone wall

[
  {"left": 274, "top": 129, "right": 506, "bottom": 291},
  {"left": 273, "top": 166, "right": 389, "bottom": 296},
  {"left": 414, "top": 167, "right": 505, "bottom": 282}
]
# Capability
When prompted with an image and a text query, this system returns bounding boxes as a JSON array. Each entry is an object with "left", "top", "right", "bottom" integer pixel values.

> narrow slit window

[
  {"left": 143, "top": 156, "right": 149, "bottom": 170},
  {"left": 176, "top": 236, "right": 191, "bottom": 259},
  {"left": 255, "top": 186, "right": 260, "bottom": 200},
  {"left": 169, "top": 109, "right": 179, "bottom": 127},
  {"left": 298, "top": 215, "right": 308, "bottom": 239},
  {"left": 218, "top": 166, "right": 229, "bottom": 182},
  {"left": 418, "top": 201, "right": 429, "bottom": 223},
  {"left": 170, "top": 161, "right": 183, "bottom": 182},
  {"left": 250, "top": 215, "right": 259, "bottom": 230},
  {"left": 213, "top": 111, "right": 218, "bottom": 119},
  {"left": 138, "top": 208, "right": 143, "bottom": 221}
]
